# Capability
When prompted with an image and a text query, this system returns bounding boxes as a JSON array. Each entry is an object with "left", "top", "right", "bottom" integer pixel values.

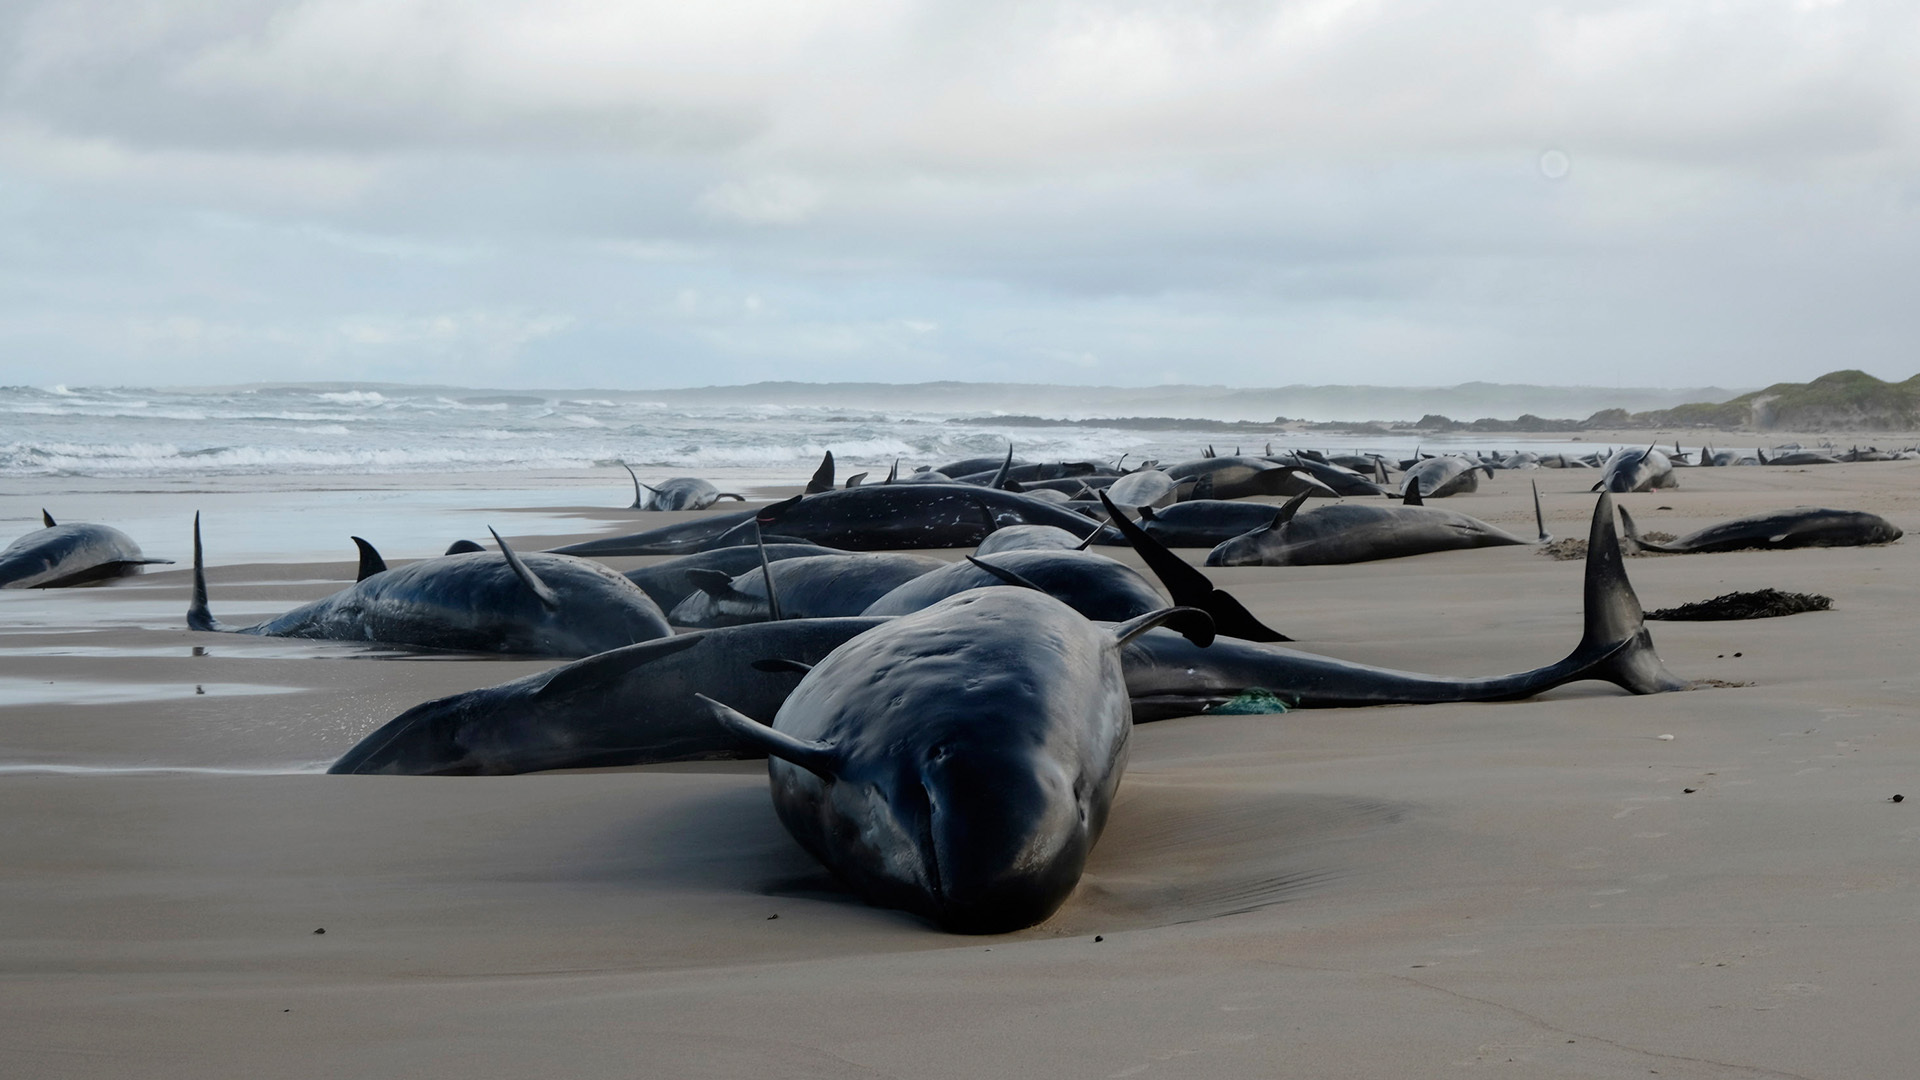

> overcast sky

[{"left": 2, "top": 0, "right": 1915, "bottom": 390}]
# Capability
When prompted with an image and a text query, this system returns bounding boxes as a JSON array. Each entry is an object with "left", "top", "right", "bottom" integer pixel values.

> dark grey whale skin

[
  {"left": 1592, "top": 447, "right": 1677, "bottom": 493},
  {"left": 326, "top": 499, "right": 1683, "bottom": 781},
  {"left": 189, "top": 518, "right": 671, "bottom": 659},
  {"left": 623, "top": 544, "right": 845, "bottom": 610},
  {"left": 1134, "top": 493, "right": 1686, "bottom": 718},
  {"left": 702, "top": 589, "right": 1212, "bottom": 934},
  {"left": 750, "top": 484, "right": 1101, "bottom": 550},
  {"left": 329, "top": 618, "right": 886, "bottom": 775},
  {"left": 862, "top": 549, "right": 1166, "bottom": 621},
  {"left": 1091, "top": 500, "right": 1289, "bottom": 548},
  {"left": 669, "top": 552, "right": 945, "bottom": 627},
  {"left": 1400, "top": 456, "right": 1490, "bottom": 499},
  {"left": 1206, "top": 502, "right": 1534, "bottom": 567},
  {"left": 1620, "top": 506, "right": 1902, "bottom": 554},
  {"left": 1, "top": 515, "right": 169, "bottom": 589}
]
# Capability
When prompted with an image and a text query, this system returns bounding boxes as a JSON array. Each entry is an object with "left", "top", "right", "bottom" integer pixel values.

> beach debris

[
  {"left": 1540, "top": 529, "right": 1677, "bottom": 560},
  {"left": 1892, "top": 795, "right": 1905, "bottom": 804},
  {"left": 1657, "top": 734, "right": 1675, "bottom": 741},
  {"left": 1646, "top": 590, "right": 1832, "bottom": 621},
  {"left": 313, "top": 928, "right": 325, "bottom": 934},
  {"left": 1205, "top": 688, "right": 1291, "bottom": 715},
  {"left": 1684, "top": 787, "right": 1697, "bottom": 794}
]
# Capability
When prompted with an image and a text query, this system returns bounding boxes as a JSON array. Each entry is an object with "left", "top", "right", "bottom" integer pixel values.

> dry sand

[{"left": 5, "top": 452, "right": 1920, "bottom": 1078}]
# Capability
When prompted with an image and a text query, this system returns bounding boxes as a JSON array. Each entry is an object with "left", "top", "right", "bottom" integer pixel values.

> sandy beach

[{"left": 5, "top": 442, "right": 1919, "bottom": 1078}]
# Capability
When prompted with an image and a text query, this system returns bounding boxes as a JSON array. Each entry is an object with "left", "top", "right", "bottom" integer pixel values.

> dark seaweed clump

[{"left": 1646, "top": 589, "right": 1832, "bottom": 621}]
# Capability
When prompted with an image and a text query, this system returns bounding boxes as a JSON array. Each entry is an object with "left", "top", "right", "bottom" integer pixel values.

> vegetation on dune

[{"left": 1629, "top": 370, "right": 1920, "bottom": 431}]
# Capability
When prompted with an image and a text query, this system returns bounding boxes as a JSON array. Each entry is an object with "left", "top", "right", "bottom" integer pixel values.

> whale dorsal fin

[
  {"left": 1270, "top": 491, "right": 1310, "bottom": 530},
  {"left": 444, "top": 539, "right": 485, "bottom": 555},
  {"left": 885, "top": 458, "right": 900, "bottom": 484},
  {"left": 751, "top": 658, "right": 814, "bottom": 675},
  {"left": 685, "top": 568, "right": 742, "bottom": 599},
  {"left": 350, "top": 536, "right": 388, "bottom": 582},
  {"left": 806, "top": 451, "right": 835, "bottom": 494},
  {"left": 966, "top": 555, "right": 1045, "bottom": 592},
  {"left": 1403, "top": 479, "right": 1424, "bottom": 506},
  {"left": 696, "top": 694, "right": 841, "bottom": 780},
  {"left": 489, "top": 527, "right": 560, "bottom": 610},
  {"left": 989, "top": 444, "right": 1015, "bottom": 490},
  {"left": 1111, "top": 606, "right": 1215, "bottom": 647},
  {"left": 1138, "top": 505, "right": 1158, "bottom": 521},
  {"left": 41, "top": 509, "right": 56, "bottom": 527}
]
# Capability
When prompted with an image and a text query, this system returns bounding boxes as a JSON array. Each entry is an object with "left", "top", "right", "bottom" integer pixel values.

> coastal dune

[{"left": 4, "top": 456, "right": 1918, "bottom": 1078}]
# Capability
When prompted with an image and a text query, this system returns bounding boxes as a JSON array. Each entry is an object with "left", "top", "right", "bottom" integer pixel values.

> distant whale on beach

[
  {"left": 189, "top": 516, "right": 672, "bottom": 657},
  {"left": 1, "top": 511, "right": 171, "bottom": 589}
]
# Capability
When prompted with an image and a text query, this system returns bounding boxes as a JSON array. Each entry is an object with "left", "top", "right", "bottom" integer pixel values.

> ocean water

[{"left": 2, "top": 382, "right": 1624, "bottom": 481}]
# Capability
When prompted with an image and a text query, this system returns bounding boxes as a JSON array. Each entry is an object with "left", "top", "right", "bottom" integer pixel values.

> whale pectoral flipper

[
  {"left": 1531, "top": 480, "right": 1551, "bottom": 544},
  {"left": 1112, "top": 606, "right": 1215, "bottom": 648},
  {"left": 488, "top": 527, "right": 560, "bottom": 610},
  {"left": 750, "top": 658, "right": 815, "bottom": 675},
  {"left": 351, "top": 537, "right": 388, "bottom": 582},
  {"left": 1099, "top": 492, "right": 1292, "bottom": 643},
  {"left": 695, "top": 693, "right": 841, "bottom": 779}
]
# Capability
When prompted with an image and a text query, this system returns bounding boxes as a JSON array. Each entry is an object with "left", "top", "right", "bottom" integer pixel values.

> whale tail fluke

[
  {"left": 1616, "top": 505, "right": 1679, "bottom": 555},
  {"left": 1563, "top": 494, "right": 1689, "bottom": 694}
]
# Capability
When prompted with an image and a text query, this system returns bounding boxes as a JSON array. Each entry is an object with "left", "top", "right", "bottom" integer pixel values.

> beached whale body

[
  {"left": 700, "top": 589, "right": 1214, "bottom": 934},
  {"left": 331, "top": 498, "right": 1679, "bottom": 779},
  {"left": 623, "top": 466, "right": 745, "bottom": 511},
  {"left": 330, "top": 618, "right": 886, "bottom": 775},
  {"left": 1138, "top": 493, "right": 1686, "bottom": 717},
  {"left": 621, "top": 543, "right": 840, "bottom": 610},
  {"left": 1, "top": 511, "right": 170, "bottom": 589},
  {"left": 1620, "top": 506, "right": 1903, "bottom": 554},
  {"left": 862, "top": 550, "right": 1167, "bottom": 621},
  {"left": 1400, "top": 456, "right": 1491, "bottom": 499},
  {"left": 188, "top": 517, "right": 671, "bottom": 658},
  {"left": 750, "top": 485, "right": 1102, "bottom": 550},
  {"left": 667, "top": 552, "right": 945, "bottom": 627},
  {"left": 1593, "top": 447, "right": 1677, "bottom": 493},
  {"left": 1205, "top": 486, "right": 1547, "bottom": 567}
]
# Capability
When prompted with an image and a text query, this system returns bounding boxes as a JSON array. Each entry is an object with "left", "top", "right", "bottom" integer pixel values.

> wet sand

[{"left": 4, "top": 450, "right": 1918, "bottom": 1078}]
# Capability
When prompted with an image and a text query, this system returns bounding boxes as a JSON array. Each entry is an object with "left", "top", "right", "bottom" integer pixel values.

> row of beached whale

[{"left": 4, "top": 448, "right": 1906, "bottom": 933}]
